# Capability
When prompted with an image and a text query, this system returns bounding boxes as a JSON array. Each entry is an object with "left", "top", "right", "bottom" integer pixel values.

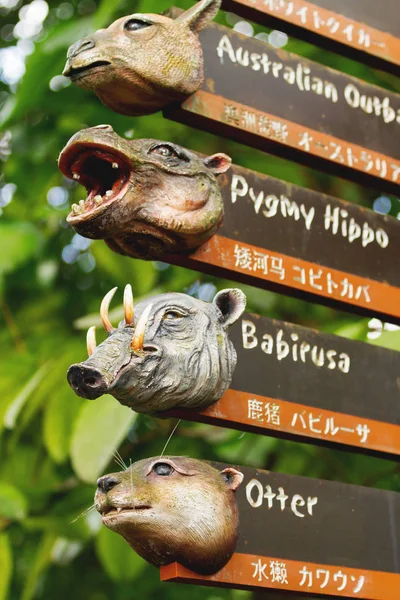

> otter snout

[
  {"left": 97, "top": 475, "right": 120, "bottom": 493},
  {"left": 67, "top": 364, "right": 108, "bottom": 399}
]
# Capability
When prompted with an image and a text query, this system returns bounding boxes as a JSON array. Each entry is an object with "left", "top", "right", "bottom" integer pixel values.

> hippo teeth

[{"left": 66, "top": 148, "right": 130, "bottom": 218}]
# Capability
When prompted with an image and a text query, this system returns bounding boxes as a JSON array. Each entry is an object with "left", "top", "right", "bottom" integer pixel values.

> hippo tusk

[
  {"left": 123, "top": 284, "right": 134, "bottom": 326},
  {"left": 131, "top": 303, "right": 153, "bottom": 353},
  {"left": 100, "top": 287, "right": 118, "bottom": 333},
  {"left": 86, "top": 326, "right": 97, "bottom": 356}
]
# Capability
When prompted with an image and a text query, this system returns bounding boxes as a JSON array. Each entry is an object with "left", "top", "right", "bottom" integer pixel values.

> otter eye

[
  {"left": 163, "top": 310, "right": 184, "bottom": 320},
  {"left": 124, "top": 19, "right": 151, "bottom": 32},
  {"left": 152, "top": 463, "right": 174, "bottom": 476}
]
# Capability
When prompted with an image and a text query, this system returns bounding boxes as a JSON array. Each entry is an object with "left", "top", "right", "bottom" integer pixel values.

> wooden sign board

[
  {"left": 222, "top": 0, "right": 400, "bottom": 75},
  {"left": 167, "top": 163, "right": 400, "bottom": 323},
  {"left": 165, "top": 18, "right": 400, "bottom": 194},
  {"left": 165, "top": 314, "right": 400, "bottom": 458},
  {"left": 161, "top": 464, "right": 400, "bottom": 598}
]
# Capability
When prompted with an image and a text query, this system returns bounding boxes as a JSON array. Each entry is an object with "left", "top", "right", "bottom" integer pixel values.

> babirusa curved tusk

[
  {"left": 123, "top": 284, "right": 134, "bottom": 325},
  {"left": 131, "top": 303, "right": 153, "bottom": 353},
  {"left": 100, "top": 287, "right": 118, "bottom": 333},
  {"left": 87, "top": 326, "right": 97, "bottom": 356}
]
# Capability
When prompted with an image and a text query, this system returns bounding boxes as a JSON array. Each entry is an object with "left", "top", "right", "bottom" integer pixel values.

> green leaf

[
  {"left": 95, "top": 525, "right": 147, "bottom": 581},
  {"left": 0, "top": 222, "right": 41, "bottom": 276},
  {"left": 43, "top": 387, "right": 82, "bottom": 464},
  {"left": 369, "top": 330, "right": 400, "bottom": 351},
  {"left": 0, "top": 483, "right": 27, "bottom": 521},
  {"left": 21, "top": 532, "right": 56, "bottom": 600},
  {"left": 0, "top": 533, "right": 12, "bottom": 600},
  {"left": 70, "top": 395, "right": 136, "bottom": 483}
]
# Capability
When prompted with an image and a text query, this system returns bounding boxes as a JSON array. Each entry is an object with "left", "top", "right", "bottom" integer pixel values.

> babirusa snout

[{"left": 67, "top": 364, "right": 108, "bottom": 399}]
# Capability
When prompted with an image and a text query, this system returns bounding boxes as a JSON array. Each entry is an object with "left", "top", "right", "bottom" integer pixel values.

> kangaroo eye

[
  {"left": 152, "top": 463, "right": 173, "bottom": 476},
  {"left": 124, "top": 19, "right": 151, "bottom": 32},
  {"left": 163, "top": 310, "right": 184, "bottom": 320},
  {"left": 150, "top": 145, "right": 180, "bottom": 159}
]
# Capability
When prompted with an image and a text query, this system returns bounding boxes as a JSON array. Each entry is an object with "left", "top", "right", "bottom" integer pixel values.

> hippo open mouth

[
  {"left": 59, "top": 143, "right": 131, "bottom": 222},
  {"left": 63, "top": 60, "right": 111, "bottom": 81}
]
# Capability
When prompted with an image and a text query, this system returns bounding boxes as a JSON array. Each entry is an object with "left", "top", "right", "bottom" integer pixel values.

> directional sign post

[
  {"left": 166, "top": 162, "right": 400, "bottom": 322},
  {"left": 161, "top": 464, "right": 400, "bottom": 598},
  {"left": 165, "top": 313, "right": 400, "bottom": 458},
  {"left": 165, "top": 16, "right": 400, "bottom": 193},
  {"left": 222, "top": 0, "right": 400, "bottom": 75}
]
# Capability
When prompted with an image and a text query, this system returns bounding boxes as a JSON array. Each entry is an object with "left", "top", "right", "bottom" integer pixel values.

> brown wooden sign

[
  {"left": 161, "top": 464, "right": 400, "bottom": 598},
  {"left": 222, "top": 0, "right": 400, "bottom": 74},
  {"left": 167, "top": 163, "right": 400, "bottom": 323},
  {"left": 165, "top": 19, "right": 400, "bottom": 194},
  {"left": 165, "top": 313, "right": 400, "bottom": 458}
]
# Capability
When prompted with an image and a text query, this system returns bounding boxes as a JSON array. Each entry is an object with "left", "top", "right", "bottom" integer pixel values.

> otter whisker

[
  {"left": 70, "top": 504, "right": 96, "bottom": 524},
  {"left": 159, "top": 419, "right": 181, "bottom": 459},
  {"left": 113, "top": 449, "right": 128, "bottom": 471}
]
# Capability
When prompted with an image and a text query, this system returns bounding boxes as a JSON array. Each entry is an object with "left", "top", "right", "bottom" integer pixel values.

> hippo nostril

[{"left": 97, "top": 475, "right": 120, "bottom": 494}]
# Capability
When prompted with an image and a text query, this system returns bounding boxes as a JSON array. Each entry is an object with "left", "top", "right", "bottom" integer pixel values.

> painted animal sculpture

[
  {"left": 95, "top": 456, "right": 243, "bottom": 574},
  {"left": 58, "top": 125, "right": 231, "bottom": 260},
  {"left": 63, "top": 0, "right": 221, "bottom": 115},
  {"left": 67, "top": 285, "right": 246, "bottom": 413}
]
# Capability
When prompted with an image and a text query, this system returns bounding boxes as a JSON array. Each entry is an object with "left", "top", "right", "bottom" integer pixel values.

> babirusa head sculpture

[
  {"left": 95, "top": 456, "right": 243, "bottom": 574},
  {"left": 63, "top": 0, "right": 221, "bottom": 115},
  {"left": 58, "top": 125, "right": 231, "bottom": 260},
  {"left": 67, "top": 285, "right": 246, "bottom": 413}
]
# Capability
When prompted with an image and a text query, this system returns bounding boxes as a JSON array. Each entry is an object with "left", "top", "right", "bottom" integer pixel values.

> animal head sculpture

[
  {"left": 67, "top": 285, "right": 246, "bottom": 413},
  {"left": 63, "top": 0, "right": 221, "bottom": 115},
  {"left": 95, "top": 456, "right": 243, "bottom": 574},
  {"left": 58, "top": 125, "right": 231, "bottom": 260}
]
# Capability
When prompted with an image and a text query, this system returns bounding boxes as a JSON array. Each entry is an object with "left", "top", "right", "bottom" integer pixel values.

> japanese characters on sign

[
  {"left": 222, "top": 0, "right": 400, "bottom": 73},
  {"left": 166, "top": 315, "right": 400, "bottom": 457},
  {"left": 166, "top": 20, "right": 400, "bottom": 192},
  {"left": 161, "top": 465, "right": 400, "bottom": 598}
]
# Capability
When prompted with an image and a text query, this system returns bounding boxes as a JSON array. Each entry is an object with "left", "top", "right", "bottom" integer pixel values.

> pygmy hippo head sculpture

[
  {"left": 58, "top": 125, "right": 231, "bottom": 260},
  {"left": 63, "top": 0, "right": 221, "bottom": 115},
  {"left": 95, "top": 456, "right": 243, "bottom": 574},
  {"left": 67, "top": 285, "right": 246, "bottom": 413}
]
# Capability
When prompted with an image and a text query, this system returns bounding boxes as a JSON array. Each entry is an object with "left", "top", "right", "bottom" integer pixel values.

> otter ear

[
  {"left": 175, "top": 0, "right": 221, "bottom": 32},
  {"left": 220, "top": 467, "right": 244, "bottom": 492},
  {"left": 213, "top": 288, "right": 246, "bottom": 329},
  {"left": 203, "top": 153, "right": 232, "bottom": 175}
]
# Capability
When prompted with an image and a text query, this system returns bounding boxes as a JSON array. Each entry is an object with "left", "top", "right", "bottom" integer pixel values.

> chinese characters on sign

[
  {"left": 234, "top": 243, "right": 371, "bottom": 304},
  {"left": 223, "top": 102, "right": 400, "bottom": 184},
  {"left": 251, "top": 557, "right": 365, "bottom": 594},
  {"left": 247, "top": 399, "right": 370, "bottom": 444}
]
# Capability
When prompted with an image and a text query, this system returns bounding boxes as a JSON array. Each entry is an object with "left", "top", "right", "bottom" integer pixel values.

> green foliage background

[{"left": 0, "top": 1, "right": 399, "bottom": 599}]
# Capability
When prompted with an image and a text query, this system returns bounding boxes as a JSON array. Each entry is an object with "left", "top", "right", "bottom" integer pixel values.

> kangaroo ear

[
  {"left": 203, "top": 153, "right": 232, "bottom": 174},
  {"left": 175, "top": 0, "right": 221, "bottom": 32},
  {"left": 213, "top": 288, "right": 246, "bottom": 329},
  {"left": 220, "top": 467, "right": 244, "bottom": 492}
]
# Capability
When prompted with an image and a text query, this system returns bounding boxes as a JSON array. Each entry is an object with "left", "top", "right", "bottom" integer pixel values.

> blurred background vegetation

[{"left": 0, "top": 1, "right": 399, "bottom": 599}]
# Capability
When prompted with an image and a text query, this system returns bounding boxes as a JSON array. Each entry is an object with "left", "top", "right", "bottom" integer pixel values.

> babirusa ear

[
  {"left": 213, "top": 288, "right": 246, "bottom": 329},
  {"left": 175, "top": 0, "right": 221, "bottom": 32},
  {"left": 220, "top": 467, "right": 244, "bottom": 492},
  {"left": 203, "top": 153, "right": 232, "bottom": 174}
]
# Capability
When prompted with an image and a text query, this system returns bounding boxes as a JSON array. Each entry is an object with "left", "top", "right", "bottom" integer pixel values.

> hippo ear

[
  {"left": 220, "top": 468, "right": 244, "bottom": 492},
  {"left": 203, "top": 153, "right": 232, "bottom": 175},
  {"left": 175, "top": 0, "right": 221, "bottom": 32},
  {"left": 213, "top": 288, "right": 246, "bottom": 329}
]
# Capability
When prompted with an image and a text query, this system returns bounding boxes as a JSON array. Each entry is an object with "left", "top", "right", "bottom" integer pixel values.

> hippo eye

[
  {"left": 124, "top": 19, "right": 152, "bottom": 32},
  {"left": 152, "top": 462, "right": 174, "bottom": 476},
  {"left": 150, "top": 145, "right": 180, "bottom": 159}
]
